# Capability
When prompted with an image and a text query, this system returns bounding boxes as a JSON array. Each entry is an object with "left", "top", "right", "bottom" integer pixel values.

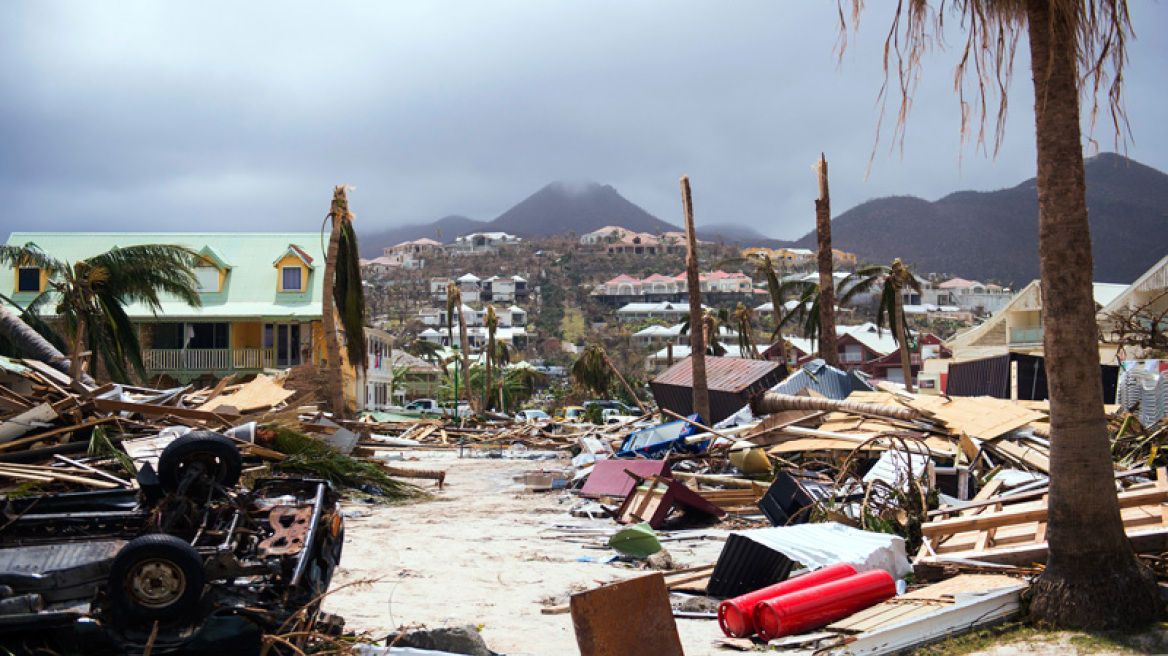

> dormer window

[
  {"left": 16, "top": 267, "right": 42, "bottom": 293},
  {"left": 194, "top": 247, "right": 232, "bottom": 293},
  {"left": 272, "top": 244, "right": 314, "bottom": 293},
  {"left": 281, "top": 266, "right": 303, "bottom": 292},
  {"left": 195, "top": 265, "right": 221, "bottom": 292}
]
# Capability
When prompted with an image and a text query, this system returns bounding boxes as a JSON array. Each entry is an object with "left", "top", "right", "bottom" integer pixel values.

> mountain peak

[{"left": 489, "top": 181, "right": 677, "bottom": 237}]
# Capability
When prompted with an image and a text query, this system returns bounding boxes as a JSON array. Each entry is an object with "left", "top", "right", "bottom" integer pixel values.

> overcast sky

[{"left": 2, "top": 1, "right": 1165, "bottom": 243}]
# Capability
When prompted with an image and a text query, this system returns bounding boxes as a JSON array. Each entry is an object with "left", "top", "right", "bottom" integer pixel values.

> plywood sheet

[
  {"left": 570, "top": 573, "right": 683, "bottom": 656},
  {"left": 904, "top": 395, "right": 1046, "bottom": 441},
  {"left": 201, "top": 374, "right": 294, "bottom": 413}
]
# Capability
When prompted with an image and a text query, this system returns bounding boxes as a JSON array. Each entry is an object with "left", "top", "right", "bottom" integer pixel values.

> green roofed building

[{"left": 1, "top": 232, "right": 333, "bottom": 385}]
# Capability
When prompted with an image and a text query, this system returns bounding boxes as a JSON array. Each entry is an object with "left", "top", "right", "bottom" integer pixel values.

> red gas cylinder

[
  {"left": 753, "top": 569, "right": 896, "bottom": 641},
  {"left": 717, "top": 563, "right": 857, "bottom": 638}
]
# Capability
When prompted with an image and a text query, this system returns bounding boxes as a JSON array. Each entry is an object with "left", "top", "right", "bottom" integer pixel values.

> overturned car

[{"left": 0, "top": 431, "right": 344, "bottom": 654}]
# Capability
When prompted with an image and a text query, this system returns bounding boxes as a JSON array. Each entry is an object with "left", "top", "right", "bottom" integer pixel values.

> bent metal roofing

[{"left": 3, "top": 232, "right": 325, "bottom": 321}]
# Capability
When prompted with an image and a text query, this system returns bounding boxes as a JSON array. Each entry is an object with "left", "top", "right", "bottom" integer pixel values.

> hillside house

[
  {"left": 606, "top": 232, "right": 661, "bottom": 255},
  {"left": 446, "top": 232, "right": 521, "bottom": 256},
  {"left": 592, "top": 271, "right": 754, "bottom": 306},
  {"left": 632, "top": 322, "right": 738, "bottom": 349},
  {"left": 2, "top": 232, "right": 338, "bottom": 386},
  {"left": 616, "top": 301, "right": 707, "bottom": 323},
  {"left": 936, "top": 278, "right": 1013, "bottom": 315},
  {"left": 580, "top": 226, "right": 631, "bottom": 245},
  {"left": 382, "top": 238, "right": 443, "bottom": 269}
]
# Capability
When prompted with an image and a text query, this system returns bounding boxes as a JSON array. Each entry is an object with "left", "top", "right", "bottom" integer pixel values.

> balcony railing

[
  {"left": 1009, "top": 327, "right": 1044, "bottom": 344},
  {"left": 145, "top": 348, "right": 278, "bottom": 372}
]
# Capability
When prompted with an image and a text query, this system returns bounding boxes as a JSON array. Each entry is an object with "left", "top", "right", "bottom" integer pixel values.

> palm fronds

[{"left": 266, "top": 424, "right": 423, "bottom": 498}]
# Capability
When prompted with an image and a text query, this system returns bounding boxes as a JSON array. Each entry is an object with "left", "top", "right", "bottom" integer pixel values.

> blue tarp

[{"left": 617, "top": 415, "right": 710, "bottom": 458}]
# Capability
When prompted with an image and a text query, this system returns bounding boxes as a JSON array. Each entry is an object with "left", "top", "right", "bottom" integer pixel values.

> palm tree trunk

[
  {"left": 0, "top": 304, "right": 92, "bottom": 384},
  {"left": 602, "top": 351, "right": 647, "bottom": 414},
  {"left": 323, "top": 188, "right": 348, "bottom": 419},
  {"left": 814, "top": 153, "right": 839, "bottom": 367},
  {"left": 893, "top": 293, "right": 915, "bottom": 393},
  {"left": 456, "top": 305, "right": 474, "bottom": 416},
  {"left": 1024, "top": 0, "right": 1159, "bottom": 629},
  {"left": 680, "top": 176, "right": 710, "bottom": 423},
  {"left": 485, "top": 328, "right": 494, "bottom": 413}
]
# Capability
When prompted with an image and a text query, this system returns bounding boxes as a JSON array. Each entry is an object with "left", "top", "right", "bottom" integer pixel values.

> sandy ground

[{"left": 321, "top": 448, "right": 733, "bottom": 656}]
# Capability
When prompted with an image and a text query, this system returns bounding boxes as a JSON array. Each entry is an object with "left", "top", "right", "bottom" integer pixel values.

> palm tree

[
  {"left": 846, "top": 0, "right": 1157, "bottom": 629},
  {"left": 679, "top": 176, "right": 710, "bottom": 422},
  {"left": 571, "top": 343, "right": 646, "bottom": 413},
  {"left": 840, "top": 259, "right": 922, "bottom": 392},
  {"left": 0, "top": 243, "right": 202, "bottom": 384},
  {"left": 322, "top": 186, "right": 367, "bottom": 419},
  {"left": 732, "top": 303, "right": 759, "bottom": 359}
]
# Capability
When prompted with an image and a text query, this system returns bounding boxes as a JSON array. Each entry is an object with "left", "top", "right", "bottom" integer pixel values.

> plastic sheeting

[{"left": 732, "top": 522, "right": 911, "bottom": 580}]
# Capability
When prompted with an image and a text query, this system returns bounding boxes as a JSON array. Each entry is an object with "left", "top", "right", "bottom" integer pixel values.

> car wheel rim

[{"left": 126, "top": 559, "right": 187, "bottom": 608}]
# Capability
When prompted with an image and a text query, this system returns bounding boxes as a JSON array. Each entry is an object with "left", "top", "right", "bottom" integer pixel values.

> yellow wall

[
  {"left": 231, "top": 321, "right": 263, "bottom": 349},
  {"left": 275, "top": 254, "right": 307, "bottom": 292}
]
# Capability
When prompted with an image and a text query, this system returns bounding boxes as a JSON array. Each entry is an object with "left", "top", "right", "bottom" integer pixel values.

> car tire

[
  {"left": 157, "top": 431, "right": 243, "bottom": 492},
  {"left": 108, "top": 534, "right": 206, "bottom": 621}
]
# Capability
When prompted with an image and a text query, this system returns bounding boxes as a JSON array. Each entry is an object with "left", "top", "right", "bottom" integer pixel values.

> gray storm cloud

[{"left": 1, "top": 0, "right": 1164, "bottom": 241}]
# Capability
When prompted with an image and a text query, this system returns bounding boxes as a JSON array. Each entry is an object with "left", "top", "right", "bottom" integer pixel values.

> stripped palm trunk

[
  {"left": 892, "top": 280, "right": 915, "bottom": 393},
  {"left": 0, "top": 304, "right": 90, "bottom": 383},
  {"left": 1023, "top": 0, "right": 1159, "bottom": 628},
  {"left": 680, "top": 176, "right": 710, "bottom": 422},
  {"left": 456, "top": 301, "right": 474, "bottom": 415},
  {"left": 485, "top": 305, "right": 497, "bottom": 412},
  {"left": 751, "top": 392, "right": 920, "bottom": 422},
  {"left": 813, "top": 154, "right": 839, "bottom": 367},
  {"left": 323, "top": 187, "right": 348, "bottom": 418}
]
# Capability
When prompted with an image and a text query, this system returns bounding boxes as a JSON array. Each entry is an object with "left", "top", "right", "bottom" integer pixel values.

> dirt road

[{"left": 322, "top": 449, "right": 731, "bottom": 656}]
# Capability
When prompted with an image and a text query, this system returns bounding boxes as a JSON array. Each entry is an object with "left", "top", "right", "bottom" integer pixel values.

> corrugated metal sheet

[
  {"left": 653, "top": 356, "right": 781, "bottom": 392},
  {"left": 650, "top": 356, "right": 786, "bottom": 426},
  {"left": 771, "top": 359, "right": 875, "bottom": 400},
  {"left": 946, "top": 353, "right": 1118, "bottom": 403}
]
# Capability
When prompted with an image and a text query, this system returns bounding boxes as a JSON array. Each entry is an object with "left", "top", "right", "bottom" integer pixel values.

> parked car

[
  {"left": 515, "top": 409, "right": 551, "bottom": 424},
  {"left": 403, "top": 398, "right": 440, "bottom": 413},
  {"left": 584, "top": 399, "right": 634, "bottom": 415},
  {"left": 0, "top": 431, "right": 343, "bottom": 654},
  {"left": 554, "top": 406, "right": 587, "bottom": 423},
  {"left": 602, "top": 408, "right": 638, "bottom": 424}
]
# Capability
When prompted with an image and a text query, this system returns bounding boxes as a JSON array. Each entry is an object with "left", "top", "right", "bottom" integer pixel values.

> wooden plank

[
  {"left": 93, "top": 398, "right": 239, "bottom": 424},
  {"left": 923, "top": 486, "right": 1168, "bottom": 537},
  {"left": 570, "top": 574, "right": 683, "bottom": 656}
]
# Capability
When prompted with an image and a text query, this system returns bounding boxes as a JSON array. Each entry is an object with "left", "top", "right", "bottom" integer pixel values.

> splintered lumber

[
  {"left": 93, "top": 398, "right": 239, "bottom": 425},
  {"left": 0, "top": 463, "right": 118, "bottom": 488},
  {"left": 750, "top": 393, "right": 921, "bottom": 423},
  {"left": 671, "top": 472, "right": 763, "bottom": 490}
]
